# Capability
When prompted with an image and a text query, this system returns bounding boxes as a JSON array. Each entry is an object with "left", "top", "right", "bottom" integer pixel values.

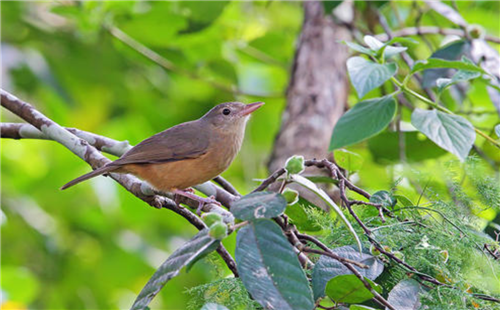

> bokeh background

[{"left": 1, "top": 1, "right": 499, "bottom": 309}]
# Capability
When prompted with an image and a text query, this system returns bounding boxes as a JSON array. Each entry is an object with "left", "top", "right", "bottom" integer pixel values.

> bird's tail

[{"left": 60, "top": 165, "right": 119, "bottom": 190}]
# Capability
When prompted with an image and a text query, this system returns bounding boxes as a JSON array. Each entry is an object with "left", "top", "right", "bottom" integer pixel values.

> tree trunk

[{"left": 268, "top": 1, "right": 351, "bottom": 205}]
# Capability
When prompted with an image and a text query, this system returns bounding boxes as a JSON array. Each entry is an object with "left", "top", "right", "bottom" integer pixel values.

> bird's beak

[{"left": 240, "top": 102, "right": 264, "bottom": 116}]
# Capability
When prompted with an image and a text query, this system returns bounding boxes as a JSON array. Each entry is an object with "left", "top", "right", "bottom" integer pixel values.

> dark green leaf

[
  {"left": 235, "top": 219, "right": 314, "bottom": 310},
  {"left": 201, "top": 303, "right": 230, "bottom": 310},
  {"left": 230, "top": 191, "right": 287, "bottom": 221},
  {"left": 422, "top": 40, "right": 471, "bottom": 88},
  {"left": 325, "top": 274, "right": 382, "bottom": 304},
  {"left": 367, "top": 131, "right": 447, "bottom": 164},
  {"left": 347, "top": 57, "right": 397, "bottom": 98},
  {"left": 312, "top": 246, "right": 384, "bottom": 300},
  {"left": 330, "top": 96, "right": 396, "bottom": 150},
  {"left": 369, "top": 191, "right": 396, "bottom": 208},
  {"left": 412, "top": 58, "right": 485, "bottom": 75},
  {"left": 411, "top": 109, "right": 476, "bottom": 161},
  {"left": 386, "top": 279, "right": 422, "bottom": 310},
  {"left": 323, "top": 1, "right": 343, "bottom": 14},
  {"left": 131, "top": 229, "right": 219, "bottom": 310},
  {"left": 393, "top": 195, "right": 414, "bottom": 208},
  {"left": 350, "top": 306, "right": 377, "bottom": 310}
]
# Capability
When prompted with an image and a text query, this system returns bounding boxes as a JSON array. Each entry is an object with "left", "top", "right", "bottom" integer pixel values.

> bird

[{"left": 61, "top": 101, "right": 264, "bottom": 210}]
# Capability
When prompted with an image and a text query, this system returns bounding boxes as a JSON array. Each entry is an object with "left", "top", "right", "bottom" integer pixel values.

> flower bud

[
  {"left": 208, "top": 222, "right": 228, "bottom": 240},
  {"left": 285, "top": 155, "right": 305, "bottom": 175},
  {"left": 202, "top": 212, "right": 223, "bottom": 227}
]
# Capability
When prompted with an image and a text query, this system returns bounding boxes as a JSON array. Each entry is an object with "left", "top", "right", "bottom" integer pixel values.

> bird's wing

[{"left": 112, "top": 121, "right": 210, "bottom": 165}]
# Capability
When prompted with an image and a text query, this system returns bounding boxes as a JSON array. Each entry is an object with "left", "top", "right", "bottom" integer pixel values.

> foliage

[{"left": 2, "top": 1, "right": 500, "bottom": 310}]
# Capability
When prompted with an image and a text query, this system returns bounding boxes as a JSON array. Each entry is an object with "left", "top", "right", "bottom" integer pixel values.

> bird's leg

[{"left": 173, "top": 189, "right": 221, "bottom": 216}]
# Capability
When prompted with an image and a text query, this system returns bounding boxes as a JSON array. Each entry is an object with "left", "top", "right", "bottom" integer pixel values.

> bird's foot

[{"left": 173, "top": 189, "right": 220, "bottom": 216}]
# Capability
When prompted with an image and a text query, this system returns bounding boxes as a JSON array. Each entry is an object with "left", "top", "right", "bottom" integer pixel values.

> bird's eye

[{"left": 222, "top": 108, "right": 231, "bottom": 115}]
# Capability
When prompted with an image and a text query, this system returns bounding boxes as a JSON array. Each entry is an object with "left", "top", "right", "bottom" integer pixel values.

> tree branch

[{"left": 375, "top": 26, "right": 500, "bottom": 44}]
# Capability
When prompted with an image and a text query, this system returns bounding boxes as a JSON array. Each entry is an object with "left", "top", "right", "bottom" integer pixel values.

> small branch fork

[{"left": 3, "top": 90, "right": 499, "bottom": 305}]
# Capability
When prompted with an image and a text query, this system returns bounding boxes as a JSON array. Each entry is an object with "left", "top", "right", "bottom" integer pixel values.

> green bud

[
  {"left": 467, "top": 24, "right": 485, "bottom": 40},
  {"left": 208, "top": 222, "right": 228, "bottom": 240},
  {"left": 202, "top": 212, "right": 223, "bottom": 227},
  {"left": 285, "top": 155, "right": 305, "bottom": 175},
  {"left": 282, "top": 188, "right": 299, "bottom": 205}
]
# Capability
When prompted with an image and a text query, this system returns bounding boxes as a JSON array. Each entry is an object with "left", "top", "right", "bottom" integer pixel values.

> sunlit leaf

[
  {"left": 325, "top": 274, "right": 382, "bottom": 304},
  {"left": 347, "top": 57, "right": 397, "bottom": 98},
  {"left": 411, "top": 109, "right": 476, "bottom": 161}
]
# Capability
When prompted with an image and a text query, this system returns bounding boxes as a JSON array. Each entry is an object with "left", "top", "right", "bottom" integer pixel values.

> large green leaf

[
  {"left": 325, "top": 274, "right": 382, "bottom": 304},
  {"left": 230, "top": 191, "right": 287, "bottom": 221},
  {"left": 386, "top": 280, "right": 422, "bottom": 310},
  {"left": 235, "top": 219, "right": 314, "bottom": 310},
  {"left": 312, "top": 246, "right": 384, "bottom": 300},
  {"left": 330, "top": 96, "right": 396, "bottom": 150},
  {"left": 367, "top": 131, "right": 448, "bottom": 164},
  {"left": 131, "top": 229, "right": 219, "bottom": 310},
  {"left": 347, "top": 57, "right": 397, "bottom": 98},
  {"left": 411, "top": 109, "right": 476, "bottom": 161}
]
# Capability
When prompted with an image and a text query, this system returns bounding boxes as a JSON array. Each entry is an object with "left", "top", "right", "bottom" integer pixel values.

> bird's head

[{"left": 201, "top": 101, "right": 264, "bottom": 130}]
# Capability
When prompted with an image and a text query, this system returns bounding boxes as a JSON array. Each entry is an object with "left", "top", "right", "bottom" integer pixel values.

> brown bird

[{"left": 61, "top": 101, "right": 264, "bottom": 208}]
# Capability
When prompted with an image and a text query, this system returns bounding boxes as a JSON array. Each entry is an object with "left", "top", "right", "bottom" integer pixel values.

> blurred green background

[{"left": 1, "top": 1, "right": 499, "bottom": 309}]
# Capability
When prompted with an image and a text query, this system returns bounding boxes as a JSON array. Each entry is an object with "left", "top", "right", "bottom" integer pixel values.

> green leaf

[
  {"left": 411, "top": 58, "right": 485, "bottom": 75},
  {"left": 325, "top": 274, "right": 382, "bottom": 304},
  {"left": 386, "top": 279, "right": 422, "bottom": 310},
  {"left": 285, "top": 198, "right": 322, "bottom": 232},
  {"left": 367, "top": 131, "right": 447, "bottom": 164},
  {"left": 201, "top": 303, "right": 230, "bottom": 310},
  {"left": 290, "top": 174, "right": 362, "bottom": 252},
  {"left": 369, "top": 191, "right": 396, "bottom": 208},
  {"left": 421, "top": 40, "right": 471, "bottom": 88},
  {"left": 323, "top": 1, "right": 344, "bottom": 13},
  {"left": 333, "top": 149, "right": 364, "bottom": 173},
  {"left": 343, "top": 41, "right": 376, "bottom": 56},
  {"left": 230, "top": 191, "right": 287, "bottom": 221},
  {"left": 235, "top": 219, "right": 314, "bottom": 310},
  {"left": 312, "top": 246, "right": 384, "bottom": 300},
  {"left": 330, "top": 96, "right": 396, "bottom": 149},
  {"left": 131, "top": 229, "right": 219, "bottom": 310},
  {"left": 495, "top": 124, "right": 500, "bottom": 138},
  {"left": 363, "top": 36, "right": 407, "bottom": 59},
  {"left": 411, "top": 109, "right": 476, "bottom": 161},
  {"left": 347, "top": 57, "right": 397, "bottom": 98}
]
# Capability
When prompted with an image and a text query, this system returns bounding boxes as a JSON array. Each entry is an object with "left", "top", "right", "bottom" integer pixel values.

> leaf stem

[{"left": 391, "top": 78, "right": 500, "bottom": 149}]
